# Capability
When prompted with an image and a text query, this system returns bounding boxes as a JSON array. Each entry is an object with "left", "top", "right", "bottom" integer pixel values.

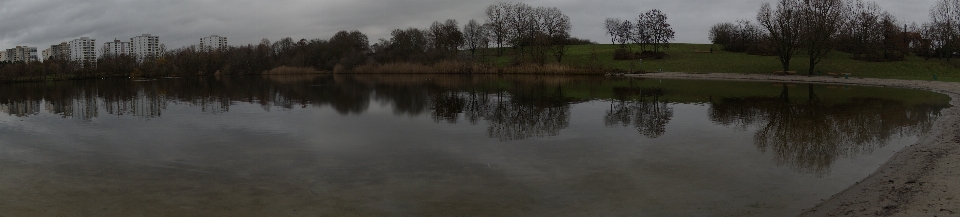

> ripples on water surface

[{"left": 0, "top": 75, "right": 950, "bottom": 216}]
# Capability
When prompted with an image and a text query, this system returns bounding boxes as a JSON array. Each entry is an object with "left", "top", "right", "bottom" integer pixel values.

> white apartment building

[
  {"left": 5, "top": 46, "right": 39, "bottom": 63},
  {"left": 42, "top": 48, "right": 51, "bottom": 61},
  {"left": 103, "top": 39, "right": 132, "bottom": 57},
  {"left": 131, "top": 34, "right": 160, "bottom": 61},
  {"left": 69, "top": 37, "right": 97, "bottom": 66},
  {"left": 200, "top": 35, "right": 228, "bottom": 52},
  {"left": 0, "top": 51, "right": 6, "bottom": 62}
]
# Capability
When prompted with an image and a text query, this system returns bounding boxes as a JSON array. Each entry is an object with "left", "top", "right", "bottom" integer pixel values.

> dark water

[{"left": 0, "top": 75, "right": 949, "bottom": 216}]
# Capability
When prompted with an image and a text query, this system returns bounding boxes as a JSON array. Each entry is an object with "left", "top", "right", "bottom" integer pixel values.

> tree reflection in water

[
  {"left": 0, "top": 76, "right": 946, "bottom": 175},
  {"left": 709, "top": 84, "right": 943, "bottom": 176},
  {"left": 604, "top": 86, "right": 673, "bottom": 138},
  {"left": 0, "top": 75, "right": 579, "bottom": 142},
  {"left": 430, "top": 84, "right": 572, "bottom": 141}
]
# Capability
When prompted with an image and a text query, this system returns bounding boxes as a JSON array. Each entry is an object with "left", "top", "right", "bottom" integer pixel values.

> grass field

[{"left": 485, "top": 44, "right": 960, "bottom": 82}]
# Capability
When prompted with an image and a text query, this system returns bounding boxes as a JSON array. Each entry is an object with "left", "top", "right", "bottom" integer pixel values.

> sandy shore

[{"left": 625, "top": 72, "right": 960, "bottom": 216}]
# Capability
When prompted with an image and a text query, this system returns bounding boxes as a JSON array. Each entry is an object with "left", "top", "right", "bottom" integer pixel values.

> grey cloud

[{"left": 0, "top": 0, "right": 942, "bottom": 50}]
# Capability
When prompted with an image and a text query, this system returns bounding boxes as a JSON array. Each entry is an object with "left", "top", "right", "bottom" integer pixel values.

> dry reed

[
  {"left": 262, "top": 66, "right": 326, "bottom": 75},
  {"left": 348, "top": 60, "right": 602, "bottom": 75}
]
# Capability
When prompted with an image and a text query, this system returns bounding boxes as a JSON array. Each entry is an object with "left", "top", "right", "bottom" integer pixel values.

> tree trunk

[{"left": 780, "top": 55, "right": 791, "bottom": 73}]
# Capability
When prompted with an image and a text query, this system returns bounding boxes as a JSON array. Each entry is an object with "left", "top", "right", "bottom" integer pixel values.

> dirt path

[{"left": 626, "top": 72, "right": 960, "bottom": 217}]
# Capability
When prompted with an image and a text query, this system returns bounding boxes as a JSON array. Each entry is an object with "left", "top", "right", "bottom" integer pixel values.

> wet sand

[{"left": 628, "top": 72, "right": 960, "bottom": 217}]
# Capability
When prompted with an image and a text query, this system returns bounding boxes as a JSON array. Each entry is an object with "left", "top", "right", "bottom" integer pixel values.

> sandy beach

[{"left": 627, "top": 72, "right": 960, "bottom": 217}]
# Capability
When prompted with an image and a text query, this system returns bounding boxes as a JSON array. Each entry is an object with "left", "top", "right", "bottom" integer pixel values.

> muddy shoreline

[{"left": 627, "top": 72, "right": 960, "bottom": 216}]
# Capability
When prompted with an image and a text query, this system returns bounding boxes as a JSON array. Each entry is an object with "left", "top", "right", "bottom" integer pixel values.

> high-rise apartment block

[
  {"left": 4, "top": 46, "right": 39, "bottom": 63},
  {"left": 131, "top": 34, "right": 160, "bottom": 61},
  {"left": 49, "top": 42, "right": 69, "bottom": 60},
  {"left": 69, "top": 37, "right": 97, "bottom": 66},
  {"left": 42, "top": 48, "right": 51, "bottom": 61},
  {"left": 103, "top": 39, "right": 133, "bottom": 57},
  {"left": 0, "top": 51, "right": 6, "bottom": 62},
  {"left": 200, "top": 35, "right": 228, "bottom": 52}
]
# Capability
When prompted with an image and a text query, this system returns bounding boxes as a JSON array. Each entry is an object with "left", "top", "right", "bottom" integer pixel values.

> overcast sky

[{"left": 0, "top": 0, "right": 941, "bottom": 51}]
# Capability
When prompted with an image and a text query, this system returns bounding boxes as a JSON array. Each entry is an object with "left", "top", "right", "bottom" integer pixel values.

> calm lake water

[{"left": 0, "top": 75, "right": 950, "bottom": 216}]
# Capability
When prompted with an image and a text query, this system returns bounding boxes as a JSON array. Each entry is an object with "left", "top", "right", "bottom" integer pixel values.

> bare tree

[
  {"left": 877, "top": 13, "right": 908, "bottom": 61},
  {"left": 799, "top": 0, "right": 845, "bottom": 75},
  {"left": 739, "top": 20, "right": 769, "bottom": 54},
  {"left": 387, "top": 28, "right": 429, "bottom": 62},
  {"left": 605, "top": 18, "right": 635, "bottom": 48},
  {"left": 605, "top": 18, "right": 622, "bottom": 44},
  {"left": 710, "top": 22, "right": 737, "bottom": 45},
  {"left": 758, "top": 0, "right": 804, "bottom": 72},
  {"left": 616, "top": 19, "right": 635, "bottom": 49},
  {"left": 634, "top": 14, "right": 652, "bottom": 51},
  {"left": 540, "top": 7, "right": 571, "bottom": 62},
  {"left": 904, "top": 22, "right": 931, "bottom": 57},
  {"left": 463, "top": 19, "right": 489, "bottom": 58},
  {"left": 840, "top": 0, "right": 884, "bottom": 60},
  {"left": 644, "top": 9, "right": 675, "bottom": 53},
  {"left": 428, "top": 21, "right": 446, "bottom": 52},
  {"left": 443, "top": 19, "right": 465, "bottom": 53},
  {"left": 839, "top": 1, "right": 910, "bottom": 62},
  {"left": 551, "top": 31, "right": 571, "bottom": 62},
  {"left": 506, "top": 2, "right": 535, "bottom": 51},
  {"left": 329, "top": 30, "right": 370, "bottom": 69},
  {"left": 427, "top": 19, "right": 464, "bottom": 55},
  {"left": 528, "top": 7, "right": 551, "bottom": 65},
  {"left": 272, "top": 37, "right": 295, "bottom": 57},
  {"left": 930, "top": 0, "right": 960, "bottom": 60},
  {"left": 709, "top": 20, "right": 768, "bottom": 53},
  {"left": 485, "top": 3, "right": 510, "bottom": 56}
]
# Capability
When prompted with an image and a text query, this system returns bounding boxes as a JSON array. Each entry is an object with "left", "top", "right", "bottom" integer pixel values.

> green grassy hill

[{"left": 487, "top": 44, "right": 960, "bottom": 81}]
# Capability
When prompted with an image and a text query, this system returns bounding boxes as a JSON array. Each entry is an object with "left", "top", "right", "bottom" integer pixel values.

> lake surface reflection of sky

[{"left": 0, "top": 75, "right": 949, "bottom": 216}]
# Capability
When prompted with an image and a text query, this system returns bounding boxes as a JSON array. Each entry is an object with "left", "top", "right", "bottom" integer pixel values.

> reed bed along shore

[
  {"left": 346, "top": 60, "right": 603, "bottom": 75},
  {"left": 261, "top": 66, "right": 326, "bottom": 75}
]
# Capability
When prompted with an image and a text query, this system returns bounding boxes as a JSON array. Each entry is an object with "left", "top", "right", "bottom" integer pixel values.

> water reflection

[
  {"left": 0, "top": 75, "right": 951, "bottom": 216},
  {"left": 484, "top": 92, "right": 570, "bottom": 141},
  {"left": 430, "top": 83, "right": 572, "bottom": 141},
  {"left": 0, "top": 75, "right": 948, "bottom": 174},
  {"left": 604, "top": 87, "right": 673, "bottom": 138},
  {"left": 708, "top": 84, "right": 941, "bottom": 176}
]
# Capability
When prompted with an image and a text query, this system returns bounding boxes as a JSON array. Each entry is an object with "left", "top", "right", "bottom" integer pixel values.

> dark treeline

[
  {"left": 709, "top": 0, "right": 960, "bottom": 74},
  {"left": 0, "top": 30, "right": 371, "bottom": 82},
  {"left": 0, "top": 2, "right": 599, "bottom": 82},
  {"left": 708, "top": 20, "right": 770, "bottom": 55}
]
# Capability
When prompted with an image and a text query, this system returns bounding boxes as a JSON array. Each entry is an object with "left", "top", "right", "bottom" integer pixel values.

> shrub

[
  {"left": 613, "top": 49, "right": 634, "bottom": 60},
  {"left": 638, "top": 51, "right": 666, "bottom": 59}
]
